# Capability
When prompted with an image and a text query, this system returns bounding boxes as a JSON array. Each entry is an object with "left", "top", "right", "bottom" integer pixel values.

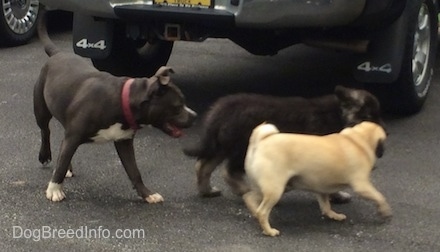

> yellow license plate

[{"left": 154, "top": 0, "right": 211, "bottom": 8}]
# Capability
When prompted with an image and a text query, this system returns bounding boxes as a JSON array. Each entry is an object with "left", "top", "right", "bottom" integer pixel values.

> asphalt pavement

[{"left": 1, "top": 26, "right": 440, "bottom": 251}]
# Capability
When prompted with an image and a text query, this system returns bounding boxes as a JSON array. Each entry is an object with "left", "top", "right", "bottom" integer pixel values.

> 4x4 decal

[
  {"left": 357, "top": 61, "right": 392, "bottom": 74},
  {"left": 76, "top": 39, "right": 107, "bottom": 50}
]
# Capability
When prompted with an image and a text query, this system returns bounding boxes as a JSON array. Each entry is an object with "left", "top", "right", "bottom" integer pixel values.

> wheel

[
  {"left": 92, "top": 24, "right": 174, "bottom": 77},
  {"left": 373, "top": 0, "right": 438, "bottom": 115},
  {"left": 0, "top": 0, "right": 40, "bottom": 46}
]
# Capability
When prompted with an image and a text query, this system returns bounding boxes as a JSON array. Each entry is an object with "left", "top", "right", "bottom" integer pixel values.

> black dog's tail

[
  {"left": 182, "top": 143, "right": 203, "bottom": 157},
  {"left": 182, "top": 132, "right": 218, "bottom": 159},
  {"left": 37, "top": 8, "right": 60, "bottom": 57}
]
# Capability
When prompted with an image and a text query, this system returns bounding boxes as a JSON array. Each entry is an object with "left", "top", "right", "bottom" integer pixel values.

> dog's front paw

[
  {"left": 65, "top": 170, "right": 74, "bottom": 178},
  {"left": 330, "top": 191, "right": 352, "bottom": 204},
  {"left": 325, "top": 211, "right": 347, "bottom": 221},
  {"left": 378, "top": 204, "right": 392, "bottom": 218},
  {"left": 46, "top": 182, "right": 66, "bottom": 202},
  {"left": 199, "top": 186, "right": 222, "bottom": 197},
  {"left": 145, "top": 193, "right": 164, "bottom": 204},
  {"left": 263, "top": 228, "right": 280, "bottom": 237}
]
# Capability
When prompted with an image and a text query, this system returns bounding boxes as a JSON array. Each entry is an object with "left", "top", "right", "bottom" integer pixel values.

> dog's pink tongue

[{"left": 166, "top": 123, "right": 183, "bottom": 138}]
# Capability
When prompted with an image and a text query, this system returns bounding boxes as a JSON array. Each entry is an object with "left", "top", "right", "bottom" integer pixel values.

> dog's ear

[
  {"left": 144, "top": 67, "right": 174, "bottom": 98},
  {"left": 334, "top": 85, "right": 357, "bottom": 110},
  {"left": 334, "top": 85, "right": 351, "bottom": 99},
  {"left": 144, "top": 78, "right": 167, "bottom": 99},
  {"left": 154, "top": 66, "right": 174, "bottom": 85},
  {"left": 375, "top": 140, "right": 385, "bottom": 158}
]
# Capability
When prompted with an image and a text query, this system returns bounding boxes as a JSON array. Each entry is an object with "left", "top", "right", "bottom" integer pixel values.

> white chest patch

[{"left": 91, "top": 123, "right": 135, "bottom": 143}]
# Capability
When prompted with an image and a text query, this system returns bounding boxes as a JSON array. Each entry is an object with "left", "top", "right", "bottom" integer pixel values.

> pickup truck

[{"left": 38, "top": 0, "right": 439, "bottom": 115}]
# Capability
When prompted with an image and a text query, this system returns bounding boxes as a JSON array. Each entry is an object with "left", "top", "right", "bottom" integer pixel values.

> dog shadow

[{"left": 259, "top": 192, "right": 390, "bottom": 236}]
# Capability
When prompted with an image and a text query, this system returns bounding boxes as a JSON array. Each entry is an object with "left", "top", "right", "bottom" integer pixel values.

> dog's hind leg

[
  {"left": 224, "top": 155, "right": 249, "bottom": 196},
  {"left": 33, "top": 79, "right": 74, "bottom": 178},
  {"left": 255, "top": 184, "right": 285, "bottom": 236},
  {"left": 33, "top": 78, "right": 52, "bottom": 166},
  {"left": 46, "top": 136, "right": 81, "bottom": 202},
  {"left": 196, "top": 156, "right": 224, "bottom": 197},
  {"left": 316, "top": 193, "right": 346, "bottom": 221},
  {"left": 351, "top": 181, "right": 392, "bottom": 218},
  {"left": 243, "top": 190, "right": 261, "bottom": 217}
]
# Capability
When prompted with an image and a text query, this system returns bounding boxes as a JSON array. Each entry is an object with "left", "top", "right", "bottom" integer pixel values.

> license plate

[{"left": 154, "top": 0, "right": 211, "bottom": 8}]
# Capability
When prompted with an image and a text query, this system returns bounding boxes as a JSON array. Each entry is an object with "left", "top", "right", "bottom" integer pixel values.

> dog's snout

[
  {"left": 175, "top": 106, "right": 197, "bottom": 128},
  {"left": 185, "top": 106, "right": 197, "bottom": 118},
  {"left": 185, "top": 106, "right": 197, "bottom": 124}
]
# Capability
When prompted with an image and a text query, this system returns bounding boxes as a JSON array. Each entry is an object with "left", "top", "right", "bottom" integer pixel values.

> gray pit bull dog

[{"left": 33, "top": 10, "right": 197, "bottom": 203}]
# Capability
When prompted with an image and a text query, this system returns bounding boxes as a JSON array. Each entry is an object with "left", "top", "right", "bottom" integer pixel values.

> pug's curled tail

[
  {"left": 248, "top": 123, "right": 279, "bottom": 148},
  {"left": 37, "top": 8, "right": 61, "bottom": 57},
  {"left": 245, "top": 123, "right": 279, "bottom": 164}
]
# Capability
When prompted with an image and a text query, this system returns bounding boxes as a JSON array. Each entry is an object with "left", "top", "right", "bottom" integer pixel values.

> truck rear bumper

[{"left": 40, "top": 0, "right": 368, "bottom": 28}]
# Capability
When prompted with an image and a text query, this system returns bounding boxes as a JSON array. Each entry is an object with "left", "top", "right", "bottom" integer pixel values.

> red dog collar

[{"left": 121, "top": 78, "right": 139, "bottom": 130}]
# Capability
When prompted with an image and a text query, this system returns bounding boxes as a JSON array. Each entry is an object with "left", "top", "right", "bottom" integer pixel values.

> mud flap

[
  {"left": 72, "top": 14, "right": 113, "bottom": 59},
  {"left": 353, "top": 2, "right": 409, "bottom": 83}
]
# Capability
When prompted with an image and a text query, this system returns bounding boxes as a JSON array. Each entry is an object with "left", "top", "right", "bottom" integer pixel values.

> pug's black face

[{"left": 375, "top": 140, "right": 385, "bottom": 158}]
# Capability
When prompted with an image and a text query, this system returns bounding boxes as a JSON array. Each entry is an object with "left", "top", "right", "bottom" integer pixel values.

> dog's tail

[
  {"left": 37, "top": 8, "right": 60, "bottom": 57},
  {"left": 246, "top": 123, "right": 279, "bottom": 163},
  {"left": 182, "top": 134, "right": 217, "bottom": 158},
  {"left": 248, "top": 123, "right": 279, "bottom": 147}
]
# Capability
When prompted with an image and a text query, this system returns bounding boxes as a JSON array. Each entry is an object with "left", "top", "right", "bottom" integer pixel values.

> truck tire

[
  {"left": 372, "top": 0, "right": 437, "bottom": 115},
  {"left": 0, "top": 0, "right": 40, "bottom": 46},
  {"left": 92, "top": 25, "right": 173, "bottom": 77}
]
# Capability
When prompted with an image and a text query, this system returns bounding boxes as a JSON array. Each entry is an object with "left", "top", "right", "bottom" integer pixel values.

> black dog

[
  {"left": 184, "top": 86, "right": 383, "bottom": 203},
  {"left": 33, "top": 9, "right": 196, "bottom": 203}
]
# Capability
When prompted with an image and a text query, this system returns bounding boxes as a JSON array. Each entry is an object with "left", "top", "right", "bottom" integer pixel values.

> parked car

[
  {"left": 38, "top": 0, "right": 438, "bottom": 115},
  {"left": 0, "top": 0, "right": 40, "bottom": 46}
]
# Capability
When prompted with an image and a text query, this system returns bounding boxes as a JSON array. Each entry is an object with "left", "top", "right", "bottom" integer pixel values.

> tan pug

[{"left": 243, "top": 122, "right": 391, "bottom": 237}]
